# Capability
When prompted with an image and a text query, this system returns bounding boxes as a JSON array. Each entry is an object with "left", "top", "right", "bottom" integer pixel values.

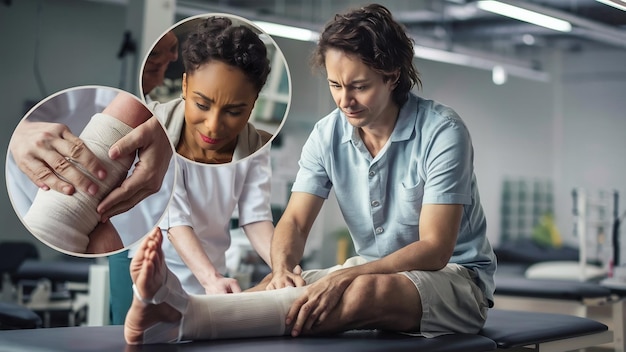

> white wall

[{"left": 553, "top": 48, "right": 626, "bottom": 255}]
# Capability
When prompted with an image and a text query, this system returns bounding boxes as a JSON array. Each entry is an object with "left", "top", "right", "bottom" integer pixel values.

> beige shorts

[{"left": 301, "top": 257, "right": 488, "bottom": 337}]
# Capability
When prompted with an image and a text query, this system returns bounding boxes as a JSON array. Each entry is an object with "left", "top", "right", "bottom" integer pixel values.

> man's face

[
  {"left": 324, "top": 48, "right": 397, "bottom": 130},
  {"left": 142, "top": 31, "right": 179, "bottom": 95}
]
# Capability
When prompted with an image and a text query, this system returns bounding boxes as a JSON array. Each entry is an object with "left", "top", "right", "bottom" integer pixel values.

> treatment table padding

[
  {"left": 0, "top": 302, "right": 42, "bottom": 329},
  {"left": 495, "top": 275, "right": 612, "bottom": 300},
  {"left": 480, "top": 309, "right": 608, "bottom": 348},
  {"left": 0, "top": 326, "right": 498, "bottom": 352},
  {"left": 14, "top": 259, "right": 93, "bottom": 283}
]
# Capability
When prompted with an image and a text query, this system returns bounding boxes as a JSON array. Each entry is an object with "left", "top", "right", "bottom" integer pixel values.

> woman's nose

[{"left": 204, "top": 111, "right": 220, "bottom": 132}]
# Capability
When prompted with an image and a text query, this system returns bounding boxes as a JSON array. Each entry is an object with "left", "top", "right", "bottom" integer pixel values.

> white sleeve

[
  {"left": 161, "top": 156, "right": 193, "bottom": 229},
  {"left": 236, "top": 147, "right": 273, "bottom": 226}
]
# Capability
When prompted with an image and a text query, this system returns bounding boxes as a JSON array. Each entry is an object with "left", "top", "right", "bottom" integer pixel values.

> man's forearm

[{"left": 270, "top": 219, "right": 307, "bottom": 272}]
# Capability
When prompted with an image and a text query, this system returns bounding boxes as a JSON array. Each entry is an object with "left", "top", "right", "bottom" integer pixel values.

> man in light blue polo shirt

[
  {"left": 266, "top": 3, "right": 497, "bottom": 338},
  {"left": 121, "top": 3, "right": 496, "bottom": 345}
]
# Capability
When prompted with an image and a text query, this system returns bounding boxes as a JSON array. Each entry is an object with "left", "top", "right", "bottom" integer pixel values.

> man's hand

[
  {"left": 266, "top": 265, "right": 306, "bottom": 290},
  {"left": 97, "top": 117, "right": 172, "bottom": 221},
  {"left": 10, "top": 120, "right": 106, "bottom": 195},
  {"left": 287, "top": 270, "right": 354, "bottom": 337}
]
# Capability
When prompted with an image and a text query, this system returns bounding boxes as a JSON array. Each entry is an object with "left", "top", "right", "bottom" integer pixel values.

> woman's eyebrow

[{"left": 192, "top": 91, "right": 248, "bottom": 108}]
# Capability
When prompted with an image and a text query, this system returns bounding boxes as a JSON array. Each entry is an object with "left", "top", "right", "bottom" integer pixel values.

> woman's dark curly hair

[
  {"left": 311, "top": 4, "right": 421, "bottom": 107},
  {"left": 182, "top": 17, "right": 271, "bottom": 93}
]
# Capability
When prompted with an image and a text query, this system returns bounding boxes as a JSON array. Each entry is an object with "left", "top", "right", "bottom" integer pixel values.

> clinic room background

[{"left": 0, "top": 0, "right": 625, "bottom": 272}]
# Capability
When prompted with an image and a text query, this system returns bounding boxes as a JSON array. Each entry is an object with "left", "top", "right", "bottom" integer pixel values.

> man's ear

[{"left": 392, "top": 70, "right": 400, "bottom": 87}]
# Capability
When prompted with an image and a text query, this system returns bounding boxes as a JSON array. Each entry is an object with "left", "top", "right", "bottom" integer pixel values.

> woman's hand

[
  {"left": 9, "top": 120, "right": 106, "bottom": 195},
  {"left": 204, "top": 275, "right": 242, "bottom": 294},
  {"left": 97, "top": 117, "right": 172, "bottom": 222}
]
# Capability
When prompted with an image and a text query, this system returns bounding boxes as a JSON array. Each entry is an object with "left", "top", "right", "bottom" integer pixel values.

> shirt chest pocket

[{"left": 397, "top": 180, "right": 424, "bottom": 225}]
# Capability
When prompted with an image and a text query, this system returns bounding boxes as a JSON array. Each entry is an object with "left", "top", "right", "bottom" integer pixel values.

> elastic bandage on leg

[
  {"left": 183, "top": 286, "right": 305, "bottom": 340},
  {"left": 23, "top": 113, "right": 135, "bottom": 253}
]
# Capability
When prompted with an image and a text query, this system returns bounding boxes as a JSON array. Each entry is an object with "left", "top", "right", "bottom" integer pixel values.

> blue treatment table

[
  {"left": 0, "top": 326, "right": 496, "bottom": 352},
  {"left": 495, "top": 275, "right": 613, "bottom": 300},
  {"left": 14, "top": 259, "right": 93, "bottom": 283},
  {"left": 0, "top": 309, "right": 611, "bottom": 352},
  {"left": 0, "top": 302, "right": 41, "bottom": 329},
  {"left": 494, "top": 268, "right": 624, "bottom": 351},
  {"left": 480, "top": 309, "right": 611, "bottom": 351}
]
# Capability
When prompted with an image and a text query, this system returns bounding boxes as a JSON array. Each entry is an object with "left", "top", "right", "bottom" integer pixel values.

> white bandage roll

[{"left": 23, "top": 113, "right": 135, "bottom": 253}]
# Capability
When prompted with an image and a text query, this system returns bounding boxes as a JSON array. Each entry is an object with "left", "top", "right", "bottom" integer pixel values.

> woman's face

[{"left": 181, "top": 60, "right": 258, "bottom": 162}]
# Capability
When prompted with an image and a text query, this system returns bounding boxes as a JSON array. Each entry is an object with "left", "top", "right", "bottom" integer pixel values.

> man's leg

[
  {"left": 125, "top": 228, "right": 306, "bottom": 345},
  {"left": 244, "top": 259, "right": 421, "bottom": 337},
  {"left": 298, "top": 274, "right": 422, "bottom": 336},
  {"left": 293, "top": 265, "right": 486, "bottom": 337}
]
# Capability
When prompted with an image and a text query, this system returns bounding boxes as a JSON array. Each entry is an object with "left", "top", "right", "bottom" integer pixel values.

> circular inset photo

[
  {"left": 140, "top": 13, "right": 292, "bottom": 165},
  {"left": 6, "top": 85, "right": 176, "bottom": 257}
]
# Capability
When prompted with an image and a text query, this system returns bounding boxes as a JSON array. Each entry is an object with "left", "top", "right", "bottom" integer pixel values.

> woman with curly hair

[{"left": 145, "top": 15, "right": 276, "bottom": 296}]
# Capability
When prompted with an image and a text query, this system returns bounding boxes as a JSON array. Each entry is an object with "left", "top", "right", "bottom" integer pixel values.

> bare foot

[{"left": 124, "top": 227, "right": 183, "bottom": 345}]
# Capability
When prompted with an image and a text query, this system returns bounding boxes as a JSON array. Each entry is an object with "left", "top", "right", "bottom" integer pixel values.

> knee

[
  {"left": 342, "top": 275, "right": 392, "bottom": 312},
  {"left": 342, "top": 275, "right": 420, "bottom": 331}
]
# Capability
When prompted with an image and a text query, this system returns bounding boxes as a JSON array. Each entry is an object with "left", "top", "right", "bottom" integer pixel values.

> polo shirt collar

[
  {"left": 340, "top": 93, "right": 419, "bottom": 144},
  {"left": 390, "top": 93, "right": 418, "bottom": 142}
]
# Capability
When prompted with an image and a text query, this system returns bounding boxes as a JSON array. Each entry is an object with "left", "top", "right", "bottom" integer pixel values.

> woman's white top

[{"left": 151, "top": 99, "right": 273, "bottom": 294}]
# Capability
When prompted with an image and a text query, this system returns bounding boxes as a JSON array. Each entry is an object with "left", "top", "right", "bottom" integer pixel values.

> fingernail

[
  {"left": 285, "top": 318, "right": 291, "bottom": 325},
  {"left": 97, "top": 170, "right": 107, "bottom": 180},
  {"left": 88, "top": 184, "right": 98, "bottom": 196},
  {"left": 292, "top": 330, "right": 299, "bottom": 337},
  {"left": 61, "top": 186, "right": 71, "bottom": 194},
  {"left": 41, "top": 185, "right": 50, "bottom": 191}
]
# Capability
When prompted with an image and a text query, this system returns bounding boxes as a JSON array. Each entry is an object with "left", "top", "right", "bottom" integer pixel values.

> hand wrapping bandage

[{"left": 23, "top": 113, "right": 135, "bottom": 253}]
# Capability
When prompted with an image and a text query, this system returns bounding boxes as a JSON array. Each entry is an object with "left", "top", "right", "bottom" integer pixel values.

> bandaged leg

[
  {"left": 23, "top": 113, "right": 134, "bottom": 253},
  {"left": 183, "top": 286, "right": 304, "bottom": 341},
  {"left": 125, "top": 228, "right": 305, "bottom": 345}
]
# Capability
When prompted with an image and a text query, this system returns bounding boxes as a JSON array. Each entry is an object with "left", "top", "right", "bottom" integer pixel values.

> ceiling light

[
  {"left": 595, "top": 0, "right": 626, "bottom": 11},
  {"left": 253, "top": 21, "right": 318, "bottom": 42},
  {"left": 522, "top": 34, "right": 536, "bottom": 45},
  {"left": 477, "top": 0, "right": 572, "bottom": 32},
  {"left": 492, "top": 65, "right": 508, "bottom": 85},
  {"left": 414, "top": 45, "right": 549, "bottom": 82}
]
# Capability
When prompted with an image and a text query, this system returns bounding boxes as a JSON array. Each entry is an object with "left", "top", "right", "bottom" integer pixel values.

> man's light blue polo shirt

[{"left": 292, "top": 92, "right": 496, "bottom": 304}]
